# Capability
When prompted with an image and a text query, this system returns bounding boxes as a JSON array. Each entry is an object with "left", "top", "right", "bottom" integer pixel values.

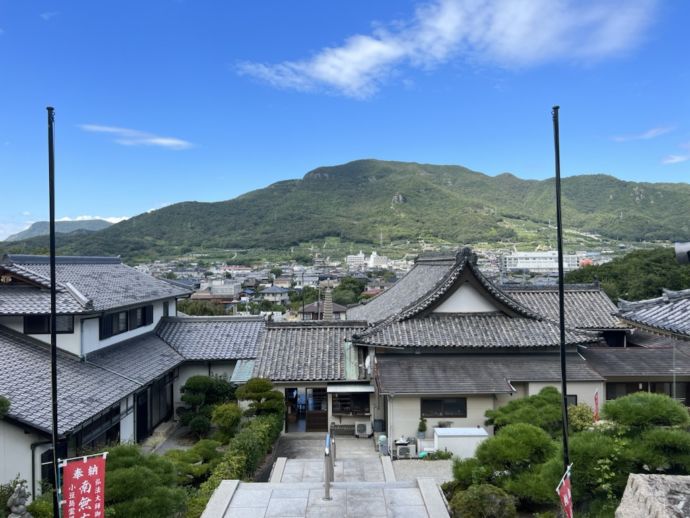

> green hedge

[{"left": 185, "top": 413, "right": 283, "bottom": 517}]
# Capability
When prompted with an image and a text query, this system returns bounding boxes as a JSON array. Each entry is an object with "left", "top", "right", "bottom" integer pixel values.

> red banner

[
  {"left": 61, "top": 455, "right": 106, "bottom": 518},
  {"left": 594, "top": 390, "right": 600, "bottom": 422},
  {"left": 556, "top": 469, "right": 574, "bottom": 518}
]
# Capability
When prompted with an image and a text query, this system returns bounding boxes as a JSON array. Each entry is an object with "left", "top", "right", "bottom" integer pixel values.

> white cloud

[
  {"left": 238, "top": 0, "right": 657, "bottom": 98},
  {"left": 612, "top": 126, "right": 673, "bottom": 142},
  {"left": 79, "top": 124, "right": 193, "bottom": 150},
  {"left": 661, "top": 154, "right": 689, "bottom": 165},
  {"left": 58, "top": 215, "right": 130, "bottom": 224},
  {"left": 40, "top": 12, "right": 59, "bottom": 21}
]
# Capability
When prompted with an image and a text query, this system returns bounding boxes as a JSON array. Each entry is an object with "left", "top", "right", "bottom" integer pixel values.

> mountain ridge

[
  {"left": 4, "top": 219, "right": 113, "bottom": 242},
  {"left": 2, "top": 159, "right": 688, "bottom": 261}
]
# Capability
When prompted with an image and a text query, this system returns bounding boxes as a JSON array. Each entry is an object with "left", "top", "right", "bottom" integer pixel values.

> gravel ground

[{"left": 392, "top": 459, "right": 453, "bottom": 484}]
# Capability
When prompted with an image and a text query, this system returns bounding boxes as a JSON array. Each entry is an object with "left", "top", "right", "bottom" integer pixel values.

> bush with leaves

[
  {"left": 164, "top": 439, "right": 222, "bottom": 487},
  {"left": 637, "top": 428, "right": 690, "bottom": 474},
  {"left": 26, "top": 492, "right": 52, "bottom": 518},
  {"left": 178, "top": 375, "right": 236, "bottom": 437},
  {"left": 485, "top": 387, "right": 563, "bottom": 438},
  {"left": 603, "top": 392, "right": 690, "bottom": 429},
  {"left": 212, "top": 403, "right": 242, "bottom": 441},
  {"left": 476, "top": 423, "right": 556, "bottom": 478},
  {"left": 449, "top": 484, "right": 517, "bottom": 518},
  {"left": 105, "top": 444, "right": 187, "bottom": 517},
  {"left": 568, "top": 403, "right": 594, "bottom": 432},
  {"left": 185, "top": 413, "right": 283, "bottom": 517},
  {"left": 451, "top": 457, "right": 491, "bottom": 490},
  {"left": 236, "top": 378, "right": 284, "bottom": 416}
]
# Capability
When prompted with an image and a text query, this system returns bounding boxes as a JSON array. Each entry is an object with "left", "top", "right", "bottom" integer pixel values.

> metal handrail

[{"left": 323, "top": 433, "right": 336, "bottom": 500}]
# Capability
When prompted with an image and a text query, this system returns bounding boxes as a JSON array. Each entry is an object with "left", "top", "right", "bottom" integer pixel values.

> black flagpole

[
  {"left": 47, "top": 106, "right": 60, "bottom": 517},
  {"left": 552, "top": 105, "right": 570, "bottom": 472}
]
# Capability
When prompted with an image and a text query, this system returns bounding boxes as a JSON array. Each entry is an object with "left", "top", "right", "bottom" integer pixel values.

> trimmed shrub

[
  {"left": 450, "top": 484, "right": 517, "bottom": 518},
  {"left": 105, "top": 444, "right": 186, "bottom": 517},
  {"left": 485, "top": 387, "right": 563, "bottom": 437},
  {"left": 189, "top": 415, "right": 211, "bottom": 439},
  {"left": 637, "top": 427, "right": 690, "bottom": 474},
  {"left": 0, "top": 395, "right": 9, "bottom": 419},
  {"left": 212, "top": 403, "right": 242, "bottom": 440},
  {"left": 476, "top": 423, "right": 557, "bottom": 476},
  {"left": 452, "top": 457, "right": 491, "bottom": 490},
  {"left": 568, "top": 403, "right": 594, "bottom": 433},
  {"left": 603, "top": 392, "right": 689, "bottom": 429},
  {"left": 236, "top": 378, "right": 284, "bottom": 416}
]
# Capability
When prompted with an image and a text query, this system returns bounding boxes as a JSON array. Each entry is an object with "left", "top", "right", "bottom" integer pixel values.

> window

[
  {"left": 24, "top": 315, "right": 74, "bottom": 334},
  {"left": 99, "top": 305, "right": 153, "bottom": 339},
  {"left": 566, "top": 395, "right": 578, "bottom": 406},
  {"left": 163, "top": 301, "right": 169, "bottom": 317},
  {"left": 421, "top": 398, "right": 467, "bottom": 418},
  {"left": 128, "top": 305, "right": 153, "bottom": 330},
  {"left": 100, "top": 311, "right": 128, "bottom": 339},
  {"left": 332, "top": 393, "right": 370, "bottom": 415}
]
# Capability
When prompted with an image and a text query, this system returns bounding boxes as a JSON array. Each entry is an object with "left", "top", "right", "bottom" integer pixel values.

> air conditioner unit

[
  {"left": 355, "top": 421, "right": 372, "bottom": 438},
  {"left": 395, "top": 443, "right": 416, "bottom": 459}
]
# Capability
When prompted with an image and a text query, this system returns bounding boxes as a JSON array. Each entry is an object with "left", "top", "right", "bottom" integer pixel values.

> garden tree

[
  {"left": 177, "top": 299, "right": 227, "bottom": 316},
  {"left": 476, "top": 423, "right": 556, "bottom": 476},
  {"left": 235, "top": 378, "right": 284, "bottom": 416},
  {"left": 0, "top": 395, "right": 9, "bottom": 419},
  {"left": 270, "top": 267, "right": 282, "bottom": 278},
  {"left": 484, "top": 387, "right": 564, "bottom": 437},
  {"left": 637, "top": 428, "right": 690, "bottom": 473},
  {"left": 449, "top": 484, "right": 517, "bottom": 518},
  {"left": 565, "top": 247, "right": 690, "bottom": 302},
  {"left": 333, "top": 276, "right": 367, "bottom": 305},
  {"left": 603, "top": 391, "right": 690, "bottom": 429},
  {"left": 289, "top": 286, "right": 319, "bottom": 310},
  {"left": 568, "top": 403, "right": 595, "bottom": 432},
  {"left": 179, "top": 376, "right": 236, "bottom": 437},
  {"left": 212, "top": 403, "right": 243, "bottom": 440},
  {"left": 163, "top": 271, "right": 177, "bottom": 279},
  {"left": 164, "top": 439, "right": 223, "bottom": 487},
  {"left": 105, "top": 444, "right": 186, "bottom": 517}
]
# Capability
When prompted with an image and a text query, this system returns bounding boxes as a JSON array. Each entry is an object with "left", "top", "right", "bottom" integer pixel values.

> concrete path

[
  {"left": 205, "top": 480, "right": 449, "bottom": 518},
  {"left": 392, "top": 460, "right": 453, "bottom": 485}
]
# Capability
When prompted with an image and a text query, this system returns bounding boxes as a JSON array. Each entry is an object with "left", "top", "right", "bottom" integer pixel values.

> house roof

[
  {"left": 0, "top": 254, "right": 191, "bottom": 314},
  {"left": 617, "top": 289, "right": 690, "bottom": 339},
  {"left": 376, "top": 353, "right": 603, "bottom": 395},
  {"left": 0, "top": 325, "right": 139, "bottom": 435},
  {"left": 501, "top": 284, "right": 627, "bottom": 330},
  {"left": 260, "top": 286, "right": 290, "bottom": 294},
  {"left": 301, "top": 301, "right": 348, "bottom": 313},
  {"left": 156, "top": 316, "right": 265, "bottom": 361},
  {"left": 352, "top": 249, "right": 597, "bottom": 349},
  {"left": 581, "top": 346, "right": 690, "bottom": 377},
  {"left": 253, "top": 321, "right": 367, "bottom": 382},
  {"left": 355, "top": 313, "right": 596, "bottom": 349},
  {"left": 85, "top": 332, "right": 185, "bottom": 385},
  {"left": 347, "top": 254, "right": 455, "bottom": 323}
]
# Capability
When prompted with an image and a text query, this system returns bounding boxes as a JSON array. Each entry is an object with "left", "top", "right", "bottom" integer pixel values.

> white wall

[
  {"left": 433, "top": 283, "right": 499, "bottom": 313},
  {"left": 528, "top": 381, "right": 604, "bottom": 409},
  {"left": 387, "top": 395, "right": 494, "bottom": 442},
  {"left": 0, "top": 315, "right": 82, "bottom": 356},
  {"left": 0, "top": 420, "right": 48, "bottom": 498},
  {"left": 83, "top": 299, "right": 171, "bottom": 354}
]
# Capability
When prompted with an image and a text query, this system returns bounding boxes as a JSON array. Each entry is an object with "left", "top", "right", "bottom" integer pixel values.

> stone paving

[
  {"left": 203, "top": 434, "right": 450, "bottom": 517},
  {"left": 392, "top": 460, "right": 453, "bottom": 485}
]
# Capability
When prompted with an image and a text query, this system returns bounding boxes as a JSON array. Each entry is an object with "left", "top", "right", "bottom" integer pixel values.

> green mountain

[
  {"left": 4, "top": 219, "right": 113, "bottom": 242},
  {"left": 2, "top": 160, "right": 689, "bottom": 260}
]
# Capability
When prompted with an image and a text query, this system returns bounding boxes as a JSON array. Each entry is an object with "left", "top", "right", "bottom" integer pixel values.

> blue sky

[{"left": 1, "top": 0, "right": 688, "bottom": 239}]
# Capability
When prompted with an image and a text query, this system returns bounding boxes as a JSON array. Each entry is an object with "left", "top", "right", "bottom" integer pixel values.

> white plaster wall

[
  {"left": 388, "top": 395, "right": 494, "bottom": 442},
  {"left": 210, "top": 363, "right": 234, "bottom": 381},
  {"left": 528, "top": 381, "right": 604, "bottom": 409},
  {"left": 120, "top": 395, "right": 135, "bottom": 443},
  {"left": 494, "top": 383, "right": 527, "bottom": 408},
  {"left": 0, "top": 315, "right": 82, "bottom": 356},
  {"left": 0, "top": 420, "right": 46, "bottom": 494},
  {"left": 433, "top": 283, "right": 499, "bottom": 313},
  {"left": 83, "top": 299, "right": 170, "bottom": 354}
]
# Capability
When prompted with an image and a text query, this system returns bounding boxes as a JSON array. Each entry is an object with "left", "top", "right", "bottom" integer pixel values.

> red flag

[
  {"left": 556, "top": 467, "right": 574, "bottom": 518},
  {"left": 61, "top": 454, "right": 106, "bottom": 518},
  {"left": 594, "top": 390, "right": 600, "bottom": 422}
]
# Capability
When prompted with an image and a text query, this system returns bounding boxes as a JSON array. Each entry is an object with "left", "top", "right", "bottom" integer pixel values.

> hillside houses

[{"left": 1, "top": 248, "right": 689, "bottom": 496}]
